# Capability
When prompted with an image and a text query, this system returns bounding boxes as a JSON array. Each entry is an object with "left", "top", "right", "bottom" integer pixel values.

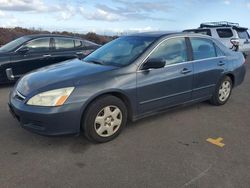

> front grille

[{"left": 15, "top": 91, "right": 26, "bottom": 101}]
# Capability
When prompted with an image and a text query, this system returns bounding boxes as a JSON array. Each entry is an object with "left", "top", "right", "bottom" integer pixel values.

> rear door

[
  {"left": 50, "top": 38, "right": 98, "bottom": 64},
  {"left": 50, "top": 37, "right": 77, "bottom": 64},
  {"left": 189, "top": 37, "right": 226, "bottom": 99}
]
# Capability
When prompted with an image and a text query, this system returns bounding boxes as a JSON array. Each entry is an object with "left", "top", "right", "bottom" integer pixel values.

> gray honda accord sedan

[{"left": 9, "top": 32, "right": 246, "bottom": 143}]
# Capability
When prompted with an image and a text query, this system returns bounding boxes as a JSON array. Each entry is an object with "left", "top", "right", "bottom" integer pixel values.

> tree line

[{"left": 0, "top": 27, "right": 117, "bottom": 46}]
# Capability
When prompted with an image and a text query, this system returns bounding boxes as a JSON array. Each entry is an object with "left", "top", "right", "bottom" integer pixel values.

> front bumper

[{"left": 9, "top": 94, "right": 83, "bottom": 136}]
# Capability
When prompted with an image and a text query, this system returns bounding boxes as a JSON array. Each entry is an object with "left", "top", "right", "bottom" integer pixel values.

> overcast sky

[{"left": 0, "top": 0, "right": 249, "bottom": 35}]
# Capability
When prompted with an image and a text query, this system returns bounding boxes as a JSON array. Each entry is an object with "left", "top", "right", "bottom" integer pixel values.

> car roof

[
  {"left": 127, "top": 31, "right": 213, "bottom": 39},
  {"left": 24, "top": 34, "right": 84, "bottom": 40},
  {"left": 128, "top": 31, "right": 181, "bottom": 38}
]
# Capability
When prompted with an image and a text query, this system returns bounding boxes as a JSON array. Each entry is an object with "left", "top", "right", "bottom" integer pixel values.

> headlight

[{"left": 27, "top": 87, "right": 74, "bottom": 107}]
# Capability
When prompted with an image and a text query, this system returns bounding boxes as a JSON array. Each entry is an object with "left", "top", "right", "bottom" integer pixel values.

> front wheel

[
  {"left": 82, "top": 95, "right": 127, "bottom": 143},
  {"left": 210, "top": 76, "right": 232, "bottom": 106}
]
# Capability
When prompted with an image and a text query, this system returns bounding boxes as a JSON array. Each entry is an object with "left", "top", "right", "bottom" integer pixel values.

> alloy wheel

[{"left": 218, "top": 80, "right": 231, "bottom": 102}]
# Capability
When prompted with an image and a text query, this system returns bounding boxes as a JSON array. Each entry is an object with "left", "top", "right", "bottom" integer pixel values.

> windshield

[
  {"left": 0, "top": 36, "right": 30, "bottom": 52},
  {"left": 83, "top": 36, "right": 156, "bottom": 67}
]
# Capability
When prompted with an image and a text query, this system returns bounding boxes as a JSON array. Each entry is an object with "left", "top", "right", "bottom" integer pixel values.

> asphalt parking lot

[{"left": 0, "top": 57, "right": 249, "bottom": 188}]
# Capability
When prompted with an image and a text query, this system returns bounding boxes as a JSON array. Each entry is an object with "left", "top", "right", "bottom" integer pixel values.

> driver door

[
  {"left": 136, "top": 37, "right": 193, "bottom": 114},
  {"left": 9, "top": 37, "right": 52, "bottom": 78}
]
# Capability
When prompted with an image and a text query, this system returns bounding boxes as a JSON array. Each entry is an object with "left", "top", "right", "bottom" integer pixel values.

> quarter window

[
  {"left": 55, "top": 38, "right": 74, "bottom": 49},
  {"left": 216, "top": 29, "right": 233, "bottom": 38},
  {"left": 149, "top": 38, "right": 188, "bottom": 65},
  {"left": 237, "top": 30, "right": 250, "bottom": 39},
  {"left": 24, "top": 38, "right": 50, "bottom": 52},
  {"left": 190, "top": 38, "right": 216, "bottom": 60},
  {"left": 74, "top": 40, "right": 83, "bottom": 48}
]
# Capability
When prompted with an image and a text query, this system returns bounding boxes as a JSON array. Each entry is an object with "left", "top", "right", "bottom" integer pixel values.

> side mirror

[
  {"left": 142, "top": 58, "right": 166, "bottom": 70},
  {"left": 17, "top": 46, "right": 29, "bottom": 54}
]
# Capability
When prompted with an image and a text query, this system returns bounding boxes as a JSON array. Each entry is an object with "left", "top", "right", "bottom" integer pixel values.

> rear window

[
  {"left": 184, "top": 29, "right": 211, "bottom": 36},
  {"left": 190, "top": 38, "right": 216, "bottom": 60},
  {"left": 216, "top": 29, "right": 233, "bottom": 38},
  {"left": 55, "top": 38, "right": 74, "bottom": 49},
  {"left": 237, "top": 30, "right": 250, "bottom": 39}
]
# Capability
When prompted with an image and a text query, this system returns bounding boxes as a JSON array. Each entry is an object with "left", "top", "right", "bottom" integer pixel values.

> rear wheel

[
  {"left": 82, "top": 95, "right": 127, "bottom": 143},
  {"left": 210, "top": 76, "right": 232, "bottom": 106}
]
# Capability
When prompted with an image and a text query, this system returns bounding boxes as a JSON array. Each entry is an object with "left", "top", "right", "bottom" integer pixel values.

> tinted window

[
  {"left": 55, "top": 38, "right": 74, "bottom": 49},
  {"left": 190, "top": 38, "right": 216, "bottom": 60},
  {"left": 84, "top": 36, "right": 156, "bottom": 67},
  {"left": 149, "top": 38, "right": 188, "bottom": 65},
  {"left": 237, "top": 30, "right": 250, "bottom": 39},
  {"left": 184, "top": 29, "right": 211, "bottom": 36},
  {"left": 24, "top": 38, "right": 50, "bottom": 52},
  {"left": 0, "top": 36, "right": 29, "bottom": 52},
  {"left": 217, "top": 29, "right": 233, "bottom": 38}
]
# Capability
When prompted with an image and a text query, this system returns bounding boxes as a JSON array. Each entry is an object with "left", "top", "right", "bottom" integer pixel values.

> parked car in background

[
  {"left": 9, "top": 32, "right": 246, "bottom": 143},
  {"left": 0, "top": 34, "right": 100, "bottom": 84},
  {"left": 184, "top": 21, "right": 250, "bottom": 57}
]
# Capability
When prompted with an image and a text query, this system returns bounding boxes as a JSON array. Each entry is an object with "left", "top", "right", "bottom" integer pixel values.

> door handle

[
  {"left": 76, "top": 52, "right": 83, "bottom": 55},
  {"left": 218, "top": 61, "right": 225, "bottom": 66},
  {"left": 181, "top": 68, "right": 192, "bottom": 74},
  {"left": 43, "top": 54, "right": 51, "bottom": 58}
]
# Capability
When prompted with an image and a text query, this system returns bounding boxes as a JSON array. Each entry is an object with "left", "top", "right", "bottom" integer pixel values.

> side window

[
  {"left": 54, "top": 38, "right": 74, "bottom": 50},
  {"left": 216, "top": 29, "right": 233, "bottom": 38},
  {"left": 24, "top": 38, "right": 50, "bottom": 52},
  {"left": 190, "top": 38, "right": 216, "bottom": 60},
  {"left": 74, "top": 40, "right": 83, "bottom": 48},
  {"left": 237, "top": 30, "right": 250, "bottom": 39},
  {"left": 149, "top": 38, "right": 188, "bottom": 65}
]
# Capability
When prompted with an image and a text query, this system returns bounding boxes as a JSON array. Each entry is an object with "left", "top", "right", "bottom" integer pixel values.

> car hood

[{"left": 16, "top": 59, "right": 118, "bottom": 96}]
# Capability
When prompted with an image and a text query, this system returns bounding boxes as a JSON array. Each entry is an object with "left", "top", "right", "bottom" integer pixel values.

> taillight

[{"left": 230, "top": 38, "right": 240, "bottom": 46}]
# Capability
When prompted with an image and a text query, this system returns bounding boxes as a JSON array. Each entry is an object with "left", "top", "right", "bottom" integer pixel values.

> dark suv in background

[{"left": 0, "top": 34, "right": 100, "bottom": 84}]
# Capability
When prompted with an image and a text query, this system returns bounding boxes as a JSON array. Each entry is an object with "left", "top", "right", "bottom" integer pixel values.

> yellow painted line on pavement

[{"left": 206, "top": 137, "right": 225, "bottom": 147}]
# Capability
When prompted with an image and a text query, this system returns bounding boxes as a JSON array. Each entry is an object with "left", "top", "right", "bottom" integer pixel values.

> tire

[
  {"left": 82, "top": 95, "right": 127, "bottom": 143},
  {"left": 210, "top": 76, "right": 232, "bottom": 106}
]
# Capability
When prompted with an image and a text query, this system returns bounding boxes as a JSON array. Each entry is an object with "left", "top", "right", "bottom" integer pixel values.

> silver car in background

[{"left": 184, "top": 21, "right": 250, "bottom": 57}]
